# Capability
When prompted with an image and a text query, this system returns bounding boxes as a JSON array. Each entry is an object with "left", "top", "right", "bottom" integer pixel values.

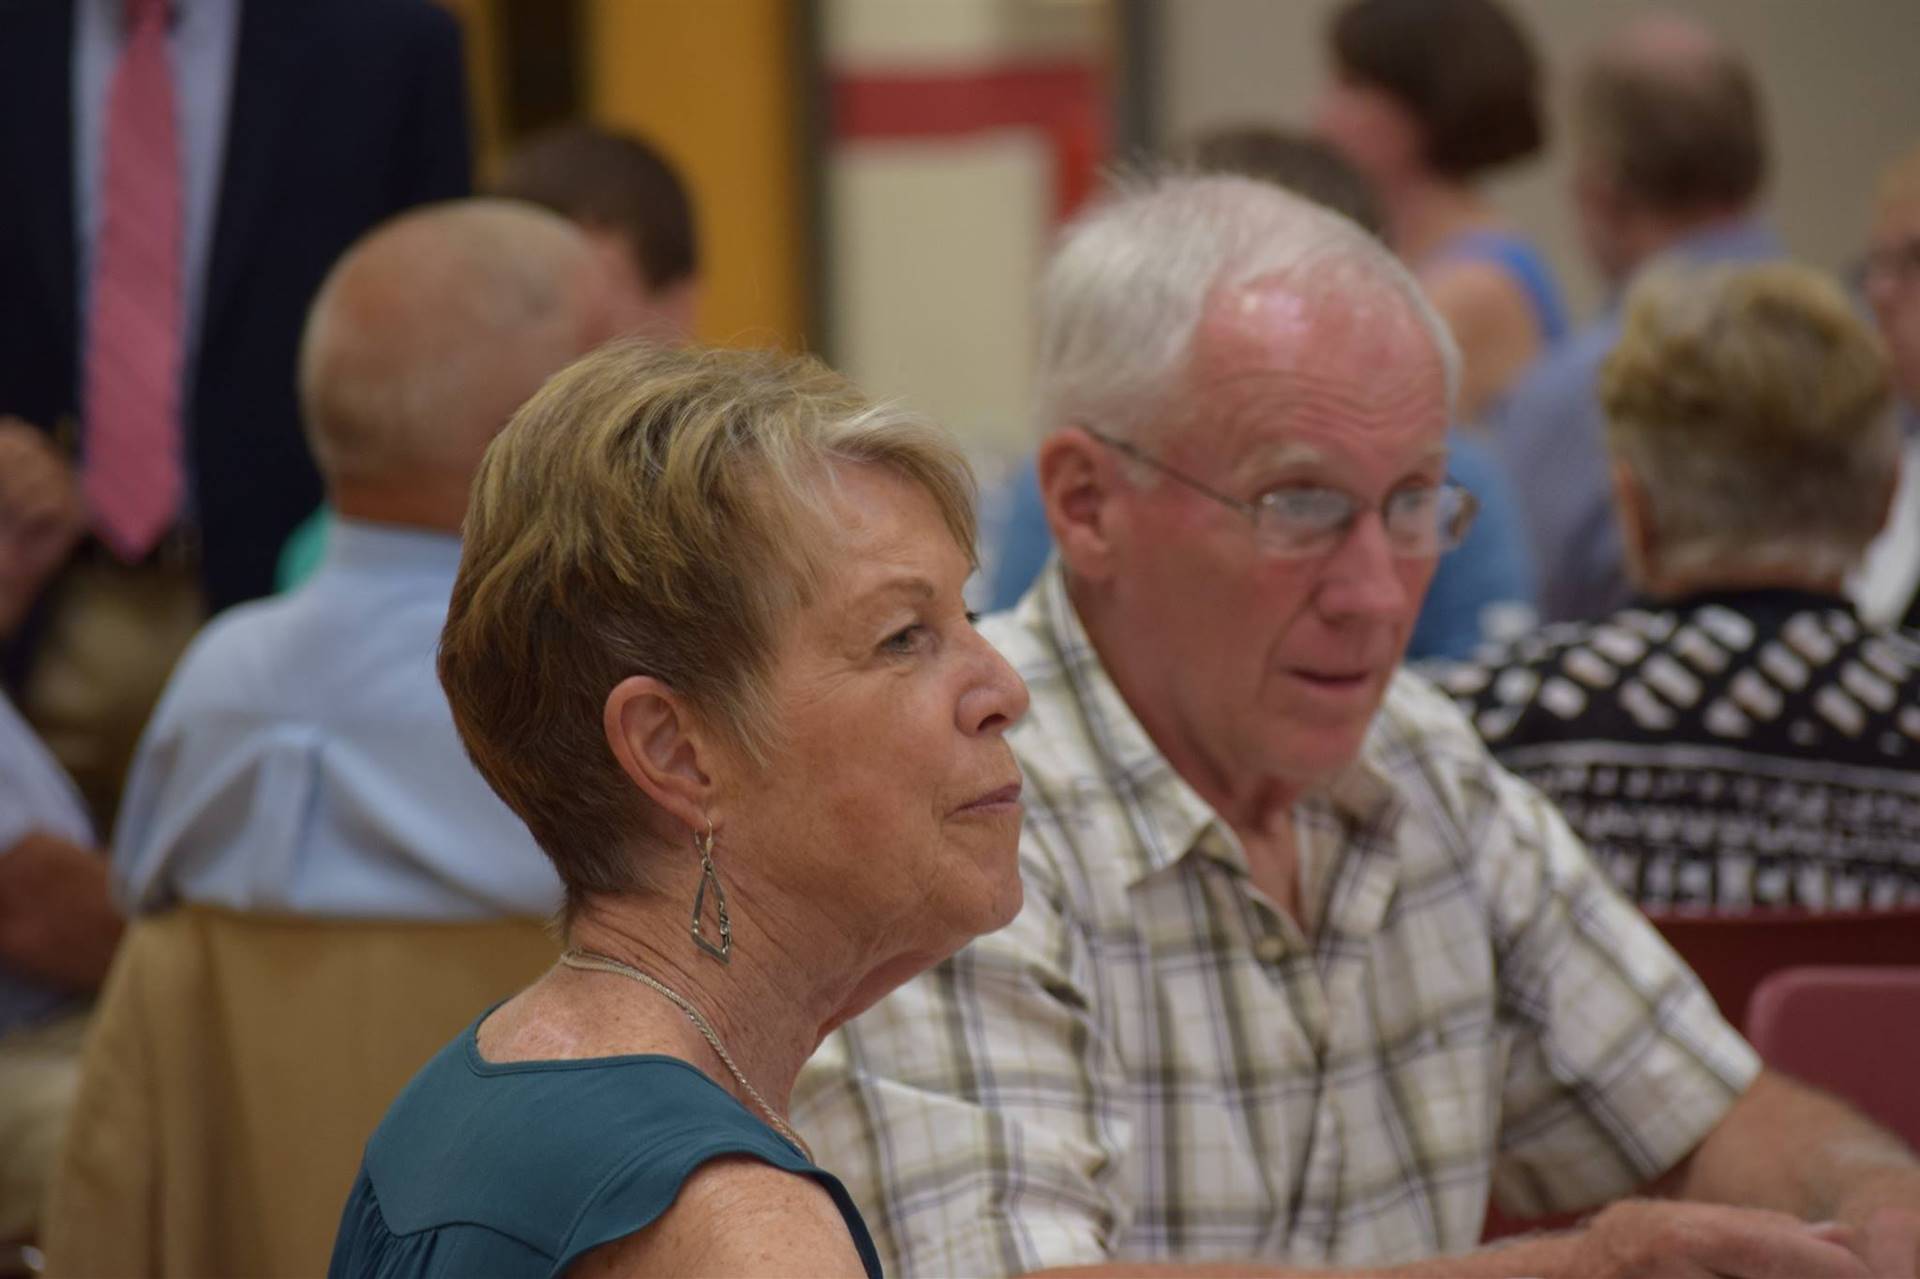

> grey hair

[
  {"left": 1600, "top": 260, "right": 1896, "bottom": 583},
  {"left": 1032, "top": 171, "right": 1461, "bottom": 442}
]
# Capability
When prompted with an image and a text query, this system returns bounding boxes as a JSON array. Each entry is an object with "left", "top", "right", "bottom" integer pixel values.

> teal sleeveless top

[{"left": 328, "top": 1013, "right": 883, "bottom": 1278}]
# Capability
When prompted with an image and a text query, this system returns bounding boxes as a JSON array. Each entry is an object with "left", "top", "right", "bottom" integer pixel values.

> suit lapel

[
  {"left": 3, "top": 0, "right": 79, "bottom": 365},
  {"left": 201, "top": 0, "right": 302, "bottom": 342}
]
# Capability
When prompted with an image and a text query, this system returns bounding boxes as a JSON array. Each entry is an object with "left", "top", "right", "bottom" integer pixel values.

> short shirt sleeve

[{"left": 1479, "top": 763, "right": 1760, "bottom": 1215}]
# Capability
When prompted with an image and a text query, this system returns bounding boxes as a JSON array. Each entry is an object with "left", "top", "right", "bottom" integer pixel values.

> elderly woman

[
  {"left": 1440, "top": 260, "right": 1920, "bottom": 912},
  {"left": 329, "top": 342, "right": 1028, "bottom": 1277}
]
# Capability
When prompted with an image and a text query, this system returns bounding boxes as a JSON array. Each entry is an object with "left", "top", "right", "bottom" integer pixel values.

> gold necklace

[{"left": 558, "top": 948, "right": 811, "bottom": 1158}]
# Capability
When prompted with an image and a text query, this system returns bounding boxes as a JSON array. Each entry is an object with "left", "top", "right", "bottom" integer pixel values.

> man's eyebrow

[{"left": 1227, "top": 443, "right": 1328, "bottom": 480}]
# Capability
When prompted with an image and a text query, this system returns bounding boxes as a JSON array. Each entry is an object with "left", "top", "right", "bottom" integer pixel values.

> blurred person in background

[
  {"left": 1314, "top": 0, "right": 1568, "bottom": 425},
  {"left": 0, "top": 399, "right": 117, "bottom": 1251},
  {"left": 330, "top": 340, "right": 1028, "bottom": 1277},
  {"left": 1495, "top": 11, "right": 1777, "bottom": 626},
  {"left": 798, "top": 173, "right": 1920, "bottom": 1279},
  {"left": 276, "top": 122, "right": 702, "bottom": 590},
  {"left": 0, "top": 667, "right": 119, "bottom": 1247},
  {"left": 0, "top": 0, "right": 472, "bottom": 834},
  {"left": 495, "top": 122, "right": 702, "bottom": 343},
  {"left": 109, "top": 201, "right": 613, "bottom": 925},
  {"left": 1853, "top": 143, "right": 1920, "bottom": 629},
  {"left": 988, "top": 126, "right": 1537, "bottom": 659},
  {"left": 1439, "top": 261, "right": 1920, "bottom": 914}
]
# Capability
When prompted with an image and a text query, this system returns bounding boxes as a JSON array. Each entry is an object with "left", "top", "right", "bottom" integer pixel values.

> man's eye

[
  {"left": 1266, "top": 488, "right": 1352, "bottom": 527},
  {"left": 1387, "top": 486, "right": 1442, "bottom": 517}
]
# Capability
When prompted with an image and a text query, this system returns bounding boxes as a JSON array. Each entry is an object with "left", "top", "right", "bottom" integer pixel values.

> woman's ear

[
  {"left": 1038, "top": 427, "right": 1122, "bottom": 586},
  {"left": 603, "top": 676, "right": 715, "bottom": 833}
]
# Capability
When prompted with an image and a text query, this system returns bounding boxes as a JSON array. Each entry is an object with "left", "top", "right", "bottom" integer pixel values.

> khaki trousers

[
  {"left": 22, "top": 558, "right": 204, "bottom": 835},
  {"left": 0, "top": 1008, "right": 90, "bottom": 1244}
]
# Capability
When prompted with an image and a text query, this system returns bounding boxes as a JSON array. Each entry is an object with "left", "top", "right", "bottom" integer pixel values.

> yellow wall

[
  {"left": 582, "top": 0, "right": 808, "bottom": 350},
  {"left": 433, "top": 0, "right": 506, "bottom": 175}
]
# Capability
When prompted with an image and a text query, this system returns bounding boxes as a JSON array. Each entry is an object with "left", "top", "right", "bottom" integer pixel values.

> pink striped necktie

[{"left": 83, "top": 0, "right": 185, "bottom": 562}]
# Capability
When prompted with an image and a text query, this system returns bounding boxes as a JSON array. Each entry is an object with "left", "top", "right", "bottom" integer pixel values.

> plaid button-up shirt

[{"left": 795, "top": 564, "right": 1759, "bottom": 1277}]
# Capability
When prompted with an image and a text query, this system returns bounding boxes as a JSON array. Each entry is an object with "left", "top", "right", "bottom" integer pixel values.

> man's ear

[
  {"left": 1610, "top": 458, "right": 1657, "bottom": 591},
  {"left": 1872, "top": 448, "right": 1903, "bottom": 541},
  {"left": 1038, "top": 427, "right": 1125, "bottom": 586},
  {"left": 603, "top": 675, "right": 717, "bottom": 834}
]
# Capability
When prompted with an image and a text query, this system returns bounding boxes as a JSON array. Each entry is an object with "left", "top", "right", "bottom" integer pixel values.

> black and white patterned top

[{"left": 1433, "top": 589, "right": 1920, "bottom": 912}]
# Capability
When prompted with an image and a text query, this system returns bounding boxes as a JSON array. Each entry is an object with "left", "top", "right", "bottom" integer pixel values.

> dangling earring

[{"left": 689, "top": 821, "right": 732, "bottom": 964}]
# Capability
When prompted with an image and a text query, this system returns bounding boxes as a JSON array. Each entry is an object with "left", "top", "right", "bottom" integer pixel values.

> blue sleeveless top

[
  {"left": 1431, "top": 229, "right": 1569, "bottom": 345},
  {"left": 328, "top": 1013, "right": 884, "bottom": 1278}
]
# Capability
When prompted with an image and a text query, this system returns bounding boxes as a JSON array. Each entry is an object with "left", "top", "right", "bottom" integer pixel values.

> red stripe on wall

[{"left": 832, "top": 61, "right": 1107, "bottom": 218}]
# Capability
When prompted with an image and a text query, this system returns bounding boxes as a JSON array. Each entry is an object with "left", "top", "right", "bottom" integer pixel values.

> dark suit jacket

[{"left": 0, "top": 0, "right": 472, "bottom": 621}]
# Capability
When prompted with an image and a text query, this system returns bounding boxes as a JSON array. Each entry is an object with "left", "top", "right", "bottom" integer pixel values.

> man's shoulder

[
  {"left": 1498, "top": 318, "right": 1619, "bottom": 433},
  {"left": 1371, "top": 667, "right": 1496, "bottom": 762},
  {"left": 157, "top": 574, "right": 439, "bottom": 728},
  {"left": 158, "top": 593, "right": 309, "bottom": 710},
  {"left": 303, "top": 0, "right": 461, "bottom": 40}
]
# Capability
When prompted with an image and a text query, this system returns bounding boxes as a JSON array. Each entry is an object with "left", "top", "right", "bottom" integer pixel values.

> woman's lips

[{"left": 954, "top": 781, "right": 1024, "bottom": 815}]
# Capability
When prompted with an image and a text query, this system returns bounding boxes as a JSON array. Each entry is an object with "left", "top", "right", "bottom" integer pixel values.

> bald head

[
  {"left": 299, "top": 199, "right": 611, "bottom": 525},
  {"left": 1575, "top": 11, "right": 1766, "bottom": 221},
  {"left": 1600, "top": 10, "right": 1726, "bottom": 70}
]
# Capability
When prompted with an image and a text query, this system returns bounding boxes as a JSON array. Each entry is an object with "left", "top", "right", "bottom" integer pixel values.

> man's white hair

[{"left": 1033, "top": 171, "right": 1461, "bottom": 442}]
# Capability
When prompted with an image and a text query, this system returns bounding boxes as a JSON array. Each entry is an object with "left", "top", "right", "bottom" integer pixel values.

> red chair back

[
  {"left": 1746, "top": 966, "right": 1920, "bottom": 1148},
  {"left": 1648, "top": 907, "right": 1920, "bottom": 1029}
]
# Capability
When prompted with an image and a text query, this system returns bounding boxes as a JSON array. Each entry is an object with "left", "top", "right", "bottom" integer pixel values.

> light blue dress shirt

[
  {"left": 1492, "top": 218, "right": 1782, "bottom": 624},
  {"left": 1407, "top": 430, "right": 1536, "bottom": 661},
  {"left": 75, "top": 0, "right": 240, "bottom": 467},
  {"left": 0, "top": 692, "right": 97, "bottom": 1034},
  {"left": 112, "top": 519, "right": 563, "bottom": 919}
]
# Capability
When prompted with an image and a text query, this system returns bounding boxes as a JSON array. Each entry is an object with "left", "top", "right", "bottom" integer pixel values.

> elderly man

[
  {"left": 796, "top": 174, "right": 1920, "bottom": 1278},
  {"left": 1494, "top": 12, "right": 1778, "bottom": 625},
  {"left": 1441, "top": 260, "right": 1920, "bottom": 912},
  {"left": 1856, "top": 144, "right": 1920, "bottom": 628},
  {"left": 111, "top": 201, "right": 612, "bottom": 920},
  {"left": 276, "top": 123, "right": 703, "bottom": 590}
]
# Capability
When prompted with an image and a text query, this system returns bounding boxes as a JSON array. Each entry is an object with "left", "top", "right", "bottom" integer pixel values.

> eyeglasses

[{"left": 1088, "top": 429, "right": 1479, "bottom": 559}]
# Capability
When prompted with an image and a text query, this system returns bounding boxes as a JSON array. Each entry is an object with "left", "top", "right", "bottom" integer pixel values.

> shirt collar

[
  {"left": 1606, "top": 216, "right": 1782, "bottom": 311},
  {"left": 1024, "top": 560, "right": 1399, "bottom": 886},
  {"left": 321, "top": 517, "right": 465, "bottom": 581}
]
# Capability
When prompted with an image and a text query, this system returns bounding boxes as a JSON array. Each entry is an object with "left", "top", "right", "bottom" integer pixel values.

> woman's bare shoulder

[{"left": 564, "top": 1155, "right": 868, "bottom": 1279}]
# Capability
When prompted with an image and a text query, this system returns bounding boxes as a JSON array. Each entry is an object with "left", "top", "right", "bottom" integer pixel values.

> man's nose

[{"left": 1313, "top": 511, "right": 1413, "bottom": 621}]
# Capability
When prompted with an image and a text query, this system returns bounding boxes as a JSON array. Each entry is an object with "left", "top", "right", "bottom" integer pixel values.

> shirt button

[{"left": 1254, "top": 934, "right": 1289, "bottom": 965}]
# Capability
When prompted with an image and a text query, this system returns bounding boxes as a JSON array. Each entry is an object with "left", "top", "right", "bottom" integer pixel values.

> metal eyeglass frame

[{"left": 1085, "top": 428, "right": 1480, "bottom": 558}]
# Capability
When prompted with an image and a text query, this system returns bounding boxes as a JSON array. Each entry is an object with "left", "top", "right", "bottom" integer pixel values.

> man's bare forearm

[
  {"left": 1678, "top": 1069, "right": 1919, "bottom": 1220},
  {"left": 1031, "top": 1232, "right": 1582, "bottom": 1279}
]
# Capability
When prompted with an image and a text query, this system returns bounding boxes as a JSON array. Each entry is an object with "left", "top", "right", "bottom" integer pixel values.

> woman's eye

[
  {"left": 965, "top": 610, "right": 983, "bottom": 627},
  {"left": 881, "top": 625, "right": 928, "bottom": 655}
]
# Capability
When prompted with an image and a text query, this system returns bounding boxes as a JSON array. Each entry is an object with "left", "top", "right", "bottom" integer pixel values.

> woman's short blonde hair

[
  {"left": 439, "top": 341, "right": 976, "bottom": 909},
  {"left": 1599, "top": 260, "right": 1894, "bottom": 582}
]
